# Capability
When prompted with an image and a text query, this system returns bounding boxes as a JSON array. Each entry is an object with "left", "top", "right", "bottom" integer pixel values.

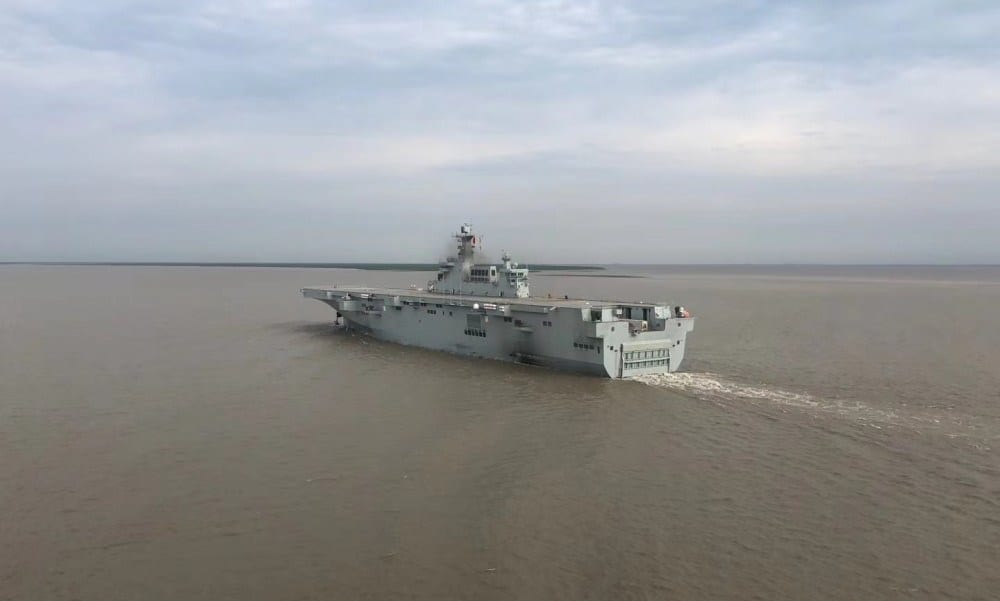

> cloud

[{"left": 1, "top": 0, "right": 998, "bottom": 262}]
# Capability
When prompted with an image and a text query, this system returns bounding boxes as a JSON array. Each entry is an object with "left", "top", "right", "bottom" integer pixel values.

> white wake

[
  {"left": 630, "top": 371, "right": 915, "bottom": 429},
  {"left": 632, "top": 371, "right": 821, "bottom": 408},
  {"left": 631, "top": 372, "right": 993, "bottom": 448}
]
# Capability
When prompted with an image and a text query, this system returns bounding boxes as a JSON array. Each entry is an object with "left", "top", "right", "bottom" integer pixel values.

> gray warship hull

[{"left": 302, "top": 286, "right": 694, "bottom": 378}]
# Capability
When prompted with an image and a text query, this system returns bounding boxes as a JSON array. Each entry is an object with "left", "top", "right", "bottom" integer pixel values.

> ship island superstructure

[{"left": 302, "top": 225, "right": 694, "bottom": 378}]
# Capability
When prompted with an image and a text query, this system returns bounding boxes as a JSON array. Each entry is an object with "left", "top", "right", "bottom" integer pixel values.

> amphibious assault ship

[{"left": 301, "top": 225, "right": 694, "bottom": 378}]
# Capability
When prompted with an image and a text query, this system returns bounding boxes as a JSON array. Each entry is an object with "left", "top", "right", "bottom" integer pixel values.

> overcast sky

[{"left": 2, "top": 1, "right": 998, "bottom": 263}]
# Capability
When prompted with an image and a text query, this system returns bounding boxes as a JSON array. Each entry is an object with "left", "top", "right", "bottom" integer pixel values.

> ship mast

[{"left": 455, "top": 223, "right": 479, "bottom": 262}]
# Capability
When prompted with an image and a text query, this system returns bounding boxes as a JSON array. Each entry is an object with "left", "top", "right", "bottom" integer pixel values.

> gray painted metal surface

[{"left": 302, "top": 225, "right": 694, "bottom": 378}]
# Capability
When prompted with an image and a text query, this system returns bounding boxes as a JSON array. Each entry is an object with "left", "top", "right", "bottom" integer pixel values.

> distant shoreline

[
  {"left": 534, "top": 272, "right": 643, "bottom": 278},
  {"left": 4, "top": 262, "right": 996, "bottom": 268},
  {"left": 0, "top": 261, "right": 605, "bottom": 273}
]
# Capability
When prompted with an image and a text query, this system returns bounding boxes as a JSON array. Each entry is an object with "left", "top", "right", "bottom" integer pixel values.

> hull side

[
  {"left": 311, "top": 293, "right": 693, "bottom": 378},
  {"left": 327, "top": 300, "right": 610, "bottom": 376}
]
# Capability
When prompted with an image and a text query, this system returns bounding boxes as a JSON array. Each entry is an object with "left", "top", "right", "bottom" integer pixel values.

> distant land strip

[{"left": 1, "top": 261, "right": 604, "bottom": 273}]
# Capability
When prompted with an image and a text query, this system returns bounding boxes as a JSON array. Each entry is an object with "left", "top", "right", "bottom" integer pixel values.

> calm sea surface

[{"left": 2, "top": 265, "right": 999, "bottom": 600}]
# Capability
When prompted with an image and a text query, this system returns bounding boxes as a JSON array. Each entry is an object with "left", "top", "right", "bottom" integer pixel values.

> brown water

[{"left": 2, "top": 265, "right": 999, "bottom": 600}]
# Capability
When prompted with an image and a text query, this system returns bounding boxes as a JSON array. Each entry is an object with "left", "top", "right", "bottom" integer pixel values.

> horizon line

[{"left": 3, "top": 261, "right": 998, "bottom": 268}]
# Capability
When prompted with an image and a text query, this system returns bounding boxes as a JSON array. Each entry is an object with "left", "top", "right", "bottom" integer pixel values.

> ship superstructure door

[{"left": 620, "top": 341, "right": 671, "bottom": 375}]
